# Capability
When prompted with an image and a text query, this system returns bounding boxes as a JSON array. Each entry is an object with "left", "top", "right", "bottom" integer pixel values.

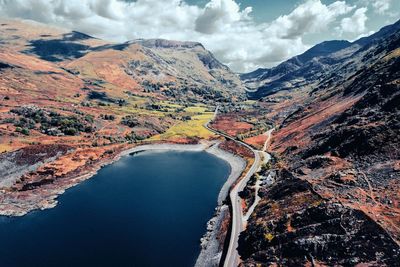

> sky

[{"left": 0, "top": 0, "right": 399, "bottom": 73}]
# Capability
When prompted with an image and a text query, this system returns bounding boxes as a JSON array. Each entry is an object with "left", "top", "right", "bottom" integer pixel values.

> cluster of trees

[
  {"left": 145, "top": 103, "right": 162, "bottom": 110},
  {"left": 144, "top": 103, "right": 169, "bottom": 112},
  {"left": 10, "top": 106, "right": 94, "bottom": 136},
  {"left": 99, "top": 114, "right": 115, "bottom": 121},
  {"left": 160, "top": 85, "right": 231, "bottom": 105},
  {"left": 141, "top": 80, "right": 163, "bottom": 92},
  {"left": 125, "top": 131, "right": 148, "bottom": 143},
  {"left": 236, "top": 122, "right": 271, "bottom": 141},
  {"left": 120, "top": 115, "right": 140, "bottom": 128},
  {"left": 15, "top": 127, "right": 30, "bottom": 136}
]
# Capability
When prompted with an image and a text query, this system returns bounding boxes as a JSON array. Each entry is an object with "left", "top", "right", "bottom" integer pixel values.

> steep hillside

[
  {"left": 242, "top": 19, "right": 400, "bottom": 98},
  {"left": 236, "top": 18, "right": 400, "bottom": 266},
  {"left": 63, "top": 39, "right": 244, "bottom": 103}
]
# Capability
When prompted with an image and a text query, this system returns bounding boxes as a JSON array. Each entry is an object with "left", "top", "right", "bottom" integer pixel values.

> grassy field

[
  {"left": 150, "top": 112, "right": 215, "bottom": 141},
  {"left": 184, "top": 106, "right": 207, "bottom": 113}
]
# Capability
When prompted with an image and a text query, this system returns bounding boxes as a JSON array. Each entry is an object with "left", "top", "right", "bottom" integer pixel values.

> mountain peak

[
  {"left": 63, "top": 31, "right": 96, "bottom": 41},
  {"left": 129, "top": 39, "right": 205, "bottom": 50}
]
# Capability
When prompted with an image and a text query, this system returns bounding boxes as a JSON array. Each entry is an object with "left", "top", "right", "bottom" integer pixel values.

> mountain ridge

[{"left": 242, "top": 18, "right": 400, "bottom": 98}]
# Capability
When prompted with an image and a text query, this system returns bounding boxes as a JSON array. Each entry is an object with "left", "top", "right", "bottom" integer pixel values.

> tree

[
  {"left": 21, "top": 128, "right": 30, "bottom": 135},
  {"left": 64, "top": 127, "right": 77, "bottom": 136},
  {"left": 16, "top": 127, "right": 30, "bottom": 135}
]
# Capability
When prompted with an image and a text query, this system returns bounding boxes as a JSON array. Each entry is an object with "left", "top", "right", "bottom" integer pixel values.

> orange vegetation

[
  {"left": 271, "top": 95, "right": 363, "bottom": 154},
  {"left": 244, "top": 133, "right": 267, "bottom": 149},
  {"left": 211, "top": 115, "right": 253, "bottom": 136}
]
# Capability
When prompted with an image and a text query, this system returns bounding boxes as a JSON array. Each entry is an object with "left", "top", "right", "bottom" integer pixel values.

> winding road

[{"left": 205, "top": 107, "right": 273, "bottom": 267}]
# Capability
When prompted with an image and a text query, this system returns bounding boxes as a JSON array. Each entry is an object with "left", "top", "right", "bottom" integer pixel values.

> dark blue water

[{"left": 0, "top": 150, "right": 230, "bottom": 267}]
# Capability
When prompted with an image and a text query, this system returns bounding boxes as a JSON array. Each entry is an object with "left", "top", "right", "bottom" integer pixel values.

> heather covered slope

[
  {"left": 63, "top": 39, "right": 245, "bottom": 103},
  {"left": 237, "top": 19, "right": 400, "bottom": 266}
]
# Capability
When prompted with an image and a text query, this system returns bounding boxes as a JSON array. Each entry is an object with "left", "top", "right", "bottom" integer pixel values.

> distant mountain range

[{"left": 241, "top": 19, "right": 400, "bottom": 99}]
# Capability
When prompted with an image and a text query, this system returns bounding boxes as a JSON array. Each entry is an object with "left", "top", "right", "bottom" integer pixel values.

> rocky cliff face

[{"left": 237, "top": 20, "right": 400, "bottom": 266}]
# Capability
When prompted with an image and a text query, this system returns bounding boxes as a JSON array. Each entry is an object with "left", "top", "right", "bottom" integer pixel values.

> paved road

[
  {"left": 223, "top": 149, "right": 260, "bottom": 267},
  {"left": 205, "top": 107, "right": 273, "bottom": 267}
]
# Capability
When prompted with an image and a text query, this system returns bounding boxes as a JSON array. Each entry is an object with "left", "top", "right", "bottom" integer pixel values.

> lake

[{"left": 0, "top": 150, "right": 231, "bottom": 267}]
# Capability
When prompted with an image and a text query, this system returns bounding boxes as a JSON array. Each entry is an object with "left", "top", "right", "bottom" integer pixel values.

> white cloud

[
  {"left": 195, "top": 0, "right": 251, "bottom": 34},
  {"left": 270, "top": 0, "right": 355, "bottom": 39},
  {"left": 339, "top": 7, "right": 368, "bottom": 34},
  {"left": 372, "top": 0, "right": 391, "bottom": 14},
  {"left": 0, "top": 0, "right": 361, "bottom": 72}
]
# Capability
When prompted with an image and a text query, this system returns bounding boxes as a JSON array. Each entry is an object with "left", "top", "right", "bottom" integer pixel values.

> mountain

[
  {"left": 234, "top": 19, "right": 400, "bottom": 266},
  {"left": 242, "top": 19, "right": 400, "bottom": 98},
  {"left": 0, "top": 19, "right": 245, "bottom": 101},
  {"left": 62, "top": 38, "right": 245, "bottom": 102}
]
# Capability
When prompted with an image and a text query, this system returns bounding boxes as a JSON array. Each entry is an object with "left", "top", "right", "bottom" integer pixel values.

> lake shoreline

[
  {"left": 0, "top": 141, "right": 245, "bottom": 215},
  {"left": 0, "top": 141, "right": 246, "bottom": 266}
]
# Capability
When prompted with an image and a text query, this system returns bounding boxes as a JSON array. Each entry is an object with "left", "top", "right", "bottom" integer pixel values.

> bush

[
  {"left": 21, "top": 128, "right": 30, "bottom": 135},
  {"left": 125, "top": 131, "right": 147, "bottom": 142},
  {"left": 15, "top": 127, "right": 30, "bottom": 135},
  {"left": 14, "top": 117, "right": 35, "bottom": 129},
  {"left": 64, "top": 127, "right": 77, "bottom": 136},
  {"left": 3, "top": 117, "right": 16, "bottom": 123},
  {"left": 84, "top": 114, "right": 94, "bottom": 123},
  {"left": 121, "top": 115, "right": 139, "bottom": 128},
  {"left": 100, "top": 114, "right": 116, "bottom": 121},
  {"left": 84, "top": 126, "right": 94, "bottom": 133}
]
